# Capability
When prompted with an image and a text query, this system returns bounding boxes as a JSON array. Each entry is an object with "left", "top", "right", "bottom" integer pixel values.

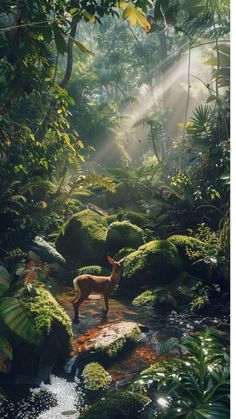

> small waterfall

[{"left": 33, "top": 375, "right": 84, "bottom": 419}]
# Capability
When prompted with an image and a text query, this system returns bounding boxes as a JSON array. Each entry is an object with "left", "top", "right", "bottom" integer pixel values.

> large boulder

[
  {"left": 106, "top": 211, "right": 149, "bottom": 228},
  {"left": 55, "top": 210, "right": 107, "bottom": 266},
  {"left": 106, "top": 221, "right": 144, "bottom": 254},
  {"left": 0, "top": 285, "right": 72, "bottom": 384},
  {"left": 81, "top": 391, "right": 149, "bottom": 419},
  {"left": 167, "top": 235, "right": 208, "bottom": 278},
  {"left": 120, "top": 240, "right": 183, "bottom": 293},
  {"left": 72, "top": 321, "right": 141, "bottom": 362}
]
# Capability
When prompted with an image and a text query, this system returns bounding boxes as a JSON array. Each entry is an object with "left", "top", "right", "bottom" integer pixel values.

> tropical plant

[{"left": 133, "top": 328, "right": 230, "bottom": 418}]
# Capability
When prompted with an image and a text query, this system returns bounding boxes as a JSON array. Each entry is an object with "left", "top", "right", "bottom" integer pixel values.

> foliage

[
  {"left": 133, "top": 329, "right": 230, "bottom": 418},
  {"left": 0, "top": 266, "right": 11, "bottom": 297},
  {"left": 82, "top": 362, "right": 111, "bottom": 391},
  {"left": 0, "top": 334, "right": 13, "bottom": 374}
]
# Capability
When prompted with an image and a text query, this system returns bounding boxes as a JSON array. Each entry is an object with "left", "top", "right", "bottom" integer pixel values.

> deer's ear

[
  {"left": 107, "top": 256, "right": 114, "bottom": 265},
  {"left": 119, "top": 258, "right": 125, "bottom": 266}
]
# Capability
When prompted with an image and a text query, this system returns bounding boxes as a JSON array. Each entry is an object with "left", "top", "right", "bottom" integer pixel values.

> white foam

[{"left": 32, "top": 375, "right": 84, "bottom": 419}]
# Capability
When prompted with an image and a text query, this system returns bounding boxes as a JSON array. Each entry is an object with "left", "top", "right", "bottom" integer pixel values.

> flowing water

[{"left": 0, "top": 282, "right": 229, "bottom": 418}]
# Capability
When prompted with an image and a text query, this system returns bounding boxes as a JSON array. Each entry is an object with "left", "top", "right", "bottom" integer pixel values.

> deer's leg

[
  {"left": 100, "top": 293, "right": 106, "bottom": 310},
  {"left": 72, "top": 288, "right": 90, "bottom": 324},
  {"left": 102, "top": 293, "right": 109, "bottom": 317}
]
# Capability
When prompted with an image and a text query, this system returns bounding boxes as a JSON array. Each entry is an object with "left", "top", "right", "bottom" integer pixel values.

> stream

[{"left": 0, "top": 282, "right": 229, "bottom": 419}]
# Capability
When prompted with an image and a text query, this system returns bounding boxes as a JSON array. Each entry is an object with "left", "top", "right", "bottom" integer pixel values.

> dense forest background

[{"left": 0, "top": 1, "right": 231, "bottom": 418}]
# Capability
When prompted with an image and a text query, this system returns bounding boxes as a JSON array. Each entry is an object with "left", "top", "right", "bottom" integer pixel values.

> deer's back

[{"left": 75, "top": 274, "right": 112, "bottom": 293}]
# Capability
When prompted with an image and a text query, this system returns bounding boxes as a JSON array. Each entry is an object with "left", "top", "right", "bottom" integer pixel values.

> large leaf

[
  {"left": 122, "top": 4, "right": 150, "bottom": 31},
  {"left": 0, "top": 335, "right": 12, "bottom": 373},
  {"left": 0, "top": 266, "right": 11, "bottom": 297},
  {"left": 31, "top": 236, "right": 65, "bottom": 264},
  {"left": 52, "top": 23, "right": 67, "bottom": 54},
  {"left": 0, "top": 298, "right": 42, "bottom": 345}
]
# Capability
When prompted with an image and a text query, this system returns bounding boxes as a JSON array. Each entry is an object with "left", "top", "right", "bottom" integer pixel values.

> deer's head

[{"left": 107, "top": 256, "right": 124, "bottom": 276}]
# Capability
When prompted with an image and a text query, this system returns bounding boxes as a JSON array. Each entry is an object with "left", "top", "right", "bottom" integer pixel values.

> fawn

[{"left": 72, "top": 256, "right": 124, "bottom": 323}]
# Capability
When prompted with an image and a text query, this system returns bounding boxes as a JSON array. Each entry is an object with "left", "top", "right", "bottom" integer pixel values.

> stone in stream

[{"left": 72, "top": 321, "right": 141, "bottom": 364}]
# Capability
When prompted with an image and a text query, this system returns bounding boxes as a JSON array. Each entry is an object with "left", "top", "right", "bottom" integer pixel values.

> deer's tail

[{"left": 73, "top": 278, "right": 81, "bottom": 293}]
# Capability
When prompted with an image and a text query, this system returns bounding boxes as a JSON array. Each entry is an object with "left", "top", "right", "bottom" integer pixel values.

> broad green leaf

[
  {"left": 0, "top": 335, "right": 12, "bottom": 373},
  {"left": 0, "top": 335, "right": 13, "bottom": 360},
  {"left": 0, "top": 266, "right": 11, "bottom": 297},
  {"left": 0, "top": 298, "right": 42, "bottom": 346},
  {"left": 206, "top": 95, "right": 217, "bottom": 103},
  {"left": 160, "top": 337, "right": 179, "bottom": 355},
  {"left": 32, "top": 236, "right": 65, "bottom": 264},
  {"left": 52, "top": 23, "right": 67, "bottom": 54}
]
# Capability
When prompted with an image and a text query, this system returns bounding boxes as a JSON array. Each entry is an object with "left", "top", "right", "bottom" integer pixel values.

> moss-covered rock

[
  {"left": 132, "top": 290, "right": 158, "bottom": 312},
  {"left": 94, "top": 321, "right": 141, "bottom": 358},
  {"left": 106, "top": 221, "right": 144, "bottom": 254},
  {"left": 2, "top": 285, "right": 72, "bottom": 383},
  {"left": 132, "top": 288, "right": 178, "bottom": 314},
  {"left": 106, "top": 213, "right": 118, "bottom": 225},
  {"left": 120, "top": 210, "right": 150, "bottom": 228},
  {"left": 121, "top": 240, "right": 183, "bottom": 293},
  {"left": 81, "top": 391, "right": 149, "bottom": 419},
  {"left": 167, "top": 235, "right": 206, "bottom": 260},
  {"left": 77, "top": 265, "right": 110, "bottom": 276},
  {"left": 74, "top": 322, "right": 141, "bottom": 362},
  {"left": 55, "top": 210, "right": 107, "bottom": 266},
  {"left": 82, "top": 362, "right": 111, "bottom": 391},
  {"left": 15, "top": 285, "right": 72, "bottom": 338},
  {"left": 113, "top": 247, "right": 136, "bottom": 261},
  {"left": 167, "top": 235, "right": 208, "bottom": 277}
]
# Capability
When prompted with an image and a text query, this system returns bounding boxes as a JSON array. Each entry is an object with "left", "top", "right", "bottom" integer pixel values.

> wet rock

[{"left": 72, "top": 321, "right": 141, "bottom": 362}]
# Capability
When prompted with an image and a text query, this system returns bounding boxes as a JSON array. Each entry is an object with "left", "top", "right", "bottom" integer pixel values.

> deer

[{"left": 71, "top": 256, "right": 124, "bottom": 324}]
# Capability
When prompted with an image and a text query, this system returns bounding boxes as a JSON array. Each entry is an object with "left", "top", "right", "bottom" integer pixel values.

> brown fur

[{"left": 72, "top": 256, "right": 124, "bottom": 323}]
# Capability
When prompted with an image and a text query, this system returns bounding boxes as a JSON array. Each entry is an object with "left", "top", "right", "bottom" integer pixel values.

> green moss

[
  {"left": 113, "top": 247, "right": 136, "bottom": 261},
  {"left": 132, "top": 290, "right": 158, "bottom": 311},
  {"left": 120, "top": 210, "right": 149, "bottom": 227},
  {"left": 15, "top": 285, "right": 72, "bottom": 337},
  {"left": 94, "top": 322, "right": 141, "bottom": 358},
  {"left": 82, "top": 362, "right": 111, "bottom": 391},
  {"left": 106, "top": 213, "right": 118, "bottom": 225},
  {"left": 132, "top": 287, "right": 179, "bottom": 314},
  {"left": 55, "top": 210, "right": 107, "bottom": 265},
  {"left": 121, "top": 240, "right": 183, "bottom": 292},
  {"left": 190, "top": 295, "right": 210, "bottom": 313},
  {"left": 77, "top": 265, "right": 110, "bottom": 276},
  {"left": 106, "top": 221, "right": 144, "bottom": 253},
  {"left": 167, "top": 235, "right": 206, "bottom": 262},
  {"left": 81, "top": 391, "right": 149, "bottom": 419}
]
